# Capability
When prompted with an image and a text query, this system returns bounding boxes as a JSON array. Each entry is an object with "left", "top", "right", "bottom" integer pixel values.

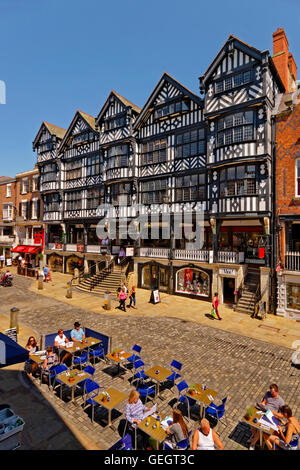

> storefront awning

[{"left": 11, "top": 245, "right": 41, "bottom": 254}]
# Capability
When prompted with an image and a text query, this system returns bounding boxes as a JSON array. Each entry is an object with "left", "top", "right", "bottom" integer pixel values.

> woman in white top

[
  {"left": 54, "top": 329, "right": 71, "bottom": 364},
  {"left": 192, "top": 419, "right": 224, "bottom": 450}
]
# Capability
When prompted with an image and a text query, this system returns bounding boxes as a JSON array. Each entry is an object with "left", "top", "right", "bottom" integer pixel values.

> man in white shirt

[{"left": 54, "top": 329, "right": 71, "bottom": 364}]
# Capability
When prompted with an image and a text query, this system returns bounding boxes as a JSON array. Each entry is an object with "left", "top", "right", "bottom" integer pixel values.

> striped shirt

[{"left": 125, "top": 399, "right": 147, "bottom": 424}]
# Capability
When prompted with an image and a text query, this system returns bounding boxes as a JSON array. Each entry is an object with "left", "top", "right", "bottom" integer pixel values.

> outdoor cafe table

[
  {"left": 60, "top": 336, "right": 102, "bottom": 364},
  {"left": 138, "top": 414, "right": 168, "bottom": 450},
  {"left": 143, "top": 365, "right": 173, "bottom": 399},
  {"left": 186, "top": 383, "right": 218, "bottom": 419},
  {"left": 241, "top": 405, "right": 274, "bottom": 448},
  {"left": 92, "top": 387, "right": 127, "bottom": 427},
  {"left": 106, "top": 350, "right": 131, "bottom": 378},
  {"left": 55, "top": 369, "right": 91, "bottom": 403}
]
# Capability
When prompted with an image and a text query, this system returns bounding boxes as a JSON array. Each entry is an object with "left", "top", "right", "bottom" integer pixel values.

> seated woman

[
  {"left": 164, "top": 408, "right": 189, "bottom": 449},
  {"left": 41, "top": 346, "right": 58, "bottom": 377},
  {"left": 54, "top": 329, "right": 72, "bottom": 365},
  {"left": 192, "top": 418, "right": 224, "bottom": 450},
  {"left": 264, "top": 405, "right": 300, "bottom": 450},
  {"left": 125, "top": 390, "right": 152, "bottom": 449},
  {"left": 25, "top": 336, "right": 39, "bottom": 377}
]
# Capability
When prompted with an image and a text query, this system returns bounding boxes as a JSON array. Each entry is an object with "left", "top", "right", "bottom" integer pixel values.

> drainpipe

[{"left": 270, "top": 114, "right": 277, "bottom": 314}]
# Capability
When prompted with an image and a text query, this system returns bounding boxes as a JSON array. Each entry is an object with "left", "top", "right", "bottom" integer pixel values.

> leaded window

[
  {"left": 141, "top": 179, "right": 168, "bottom": 204},
  {"left": 174, "top": 128, "right": 205, "bottom": 159},
  {"left": 217, "top": 111, "right": 254, "bottom": 147},
  {"left": 175, "top": 173, "right": 206, "bottom": 201},
  {"left": 40, "top": 163, "right": 58, "bottom": 183},
  {"left": 141, "top": 139, "right": 167, "bottom": 165},
  {"left": 154, "top": 99, "right": 190, "bottom": 120},
  {"left": 87, "top": 187, "right": 104, "bottom": 209},
  {"left": 110, "top": 182, "right": 131, "bottom": 206},
  {"left": 219, "top": 165, "right": 257, "bottom": 197},
  {"left": 215, "top": 70, "right": 252, "bottom": 94},
  {"left": 65, "top": 159, "right": 82, "bottom": 181},
  {"left": 107, "top": 145, "right": 129, "bottom": 168},
  {"left": 65, "top": 191, "right": 82, "bottom": 211},
  {"left": 44, "top": 193, "right": 60, "bottom": 212},
  {"left": 86, "top": 155, "right": 101, "bottom": 176}
]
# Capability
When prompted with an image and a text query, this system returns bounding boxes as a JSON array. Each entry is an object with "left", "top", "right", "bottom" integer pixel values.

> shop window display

[
  {"left": 176, "top": 268, "right": 209, "bottom": 297},
  {"left": 286, "top": 284, "right": 300, "bottom": 311}
]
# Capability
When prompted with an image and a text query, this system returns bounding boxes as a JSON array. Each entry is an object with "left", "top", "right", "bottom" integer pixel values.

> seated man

[
  {"left": 192, "top": 418, "right": 224, "bottom": 450},
  {"left": 249, "top": 383, "right": 285, "bottom": 450},
  {"left": 70, "top": 321, "right": 85, "bottom": 343},
  {"left": 54, "top": 329, "right": 72, "bottom": 365}
]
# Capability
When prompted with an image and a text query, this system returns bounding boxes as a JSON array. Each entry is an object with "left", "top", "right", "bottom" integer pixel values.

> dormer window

[
  {"left": 215, "top": 70, "right": 252, "bottom": 94},
  {"left": 105, "top": 114, "right": 126, "bottom": 131},
  {"left": 154, "top": 99, "right": 190, "bottom": 120}
]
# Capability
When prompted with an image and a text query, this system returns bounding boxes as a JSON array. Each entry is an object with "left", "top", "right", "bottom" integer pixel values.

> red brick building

[
  {"left": 273, "top": 28, "right": 300, "bottom": 319},
  {"left": 13, "top": 167, "right": 44, "bottom": 270},
  {"left": 0, "top": 176, "right": 16, "bottom": 264}
]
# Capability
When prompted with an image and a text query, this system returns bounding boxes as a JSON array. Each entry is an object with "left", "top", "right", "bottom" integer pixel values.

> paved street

[{"left": 1, "top": 275, "right": 300, "bottom": 450}]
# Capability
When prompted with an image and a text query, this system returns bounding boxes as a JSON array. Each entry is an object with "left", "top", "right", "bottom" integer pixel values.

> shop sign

[
  {"left": 126, "top": 247, "right": 134, "bottom": 257},
  {"left": 77, "top": 244, "right": 85, "bottom": 253},
  {"left": 55, "top": 242, "right": 63, "bottom": 250},
  {"left": 100, "top": 246, "right": 108, "bottom": 255},
  {"left": 219, "top": 268, "right": 237, "bottom": 276},
  {"left": 6, "top": 258, "right": 12, "bottom": 266},
  {"left": 150, "top": 289, "right": 161, "bottom": 304}
]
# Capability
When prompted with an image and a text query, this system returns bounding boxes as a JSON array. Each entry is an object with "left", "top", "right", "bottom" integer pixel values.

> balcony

[
  {"left": 217, "top": 251, "right": 245, "bottom": 264},
  {"left": 174, "top": 249, "right": 209, "bottom": 262},
  {"left": 285, "top": 252, "right": 300, "bottom": 272},
  {"left": 20, "top": 238, "right": 42, "bottom": 247},
  {"left": 0, "top": 235, "right": 15, "bottom": 244},
  {"left": 139, "top": 247, "right": 170, "bottom": 259}
]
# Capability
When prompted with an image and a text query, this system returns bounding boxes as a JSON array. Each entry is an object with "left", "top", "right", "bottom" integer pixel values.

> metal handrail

[{"left": 71, "top": 260, "right": 105, "bottom": 286}]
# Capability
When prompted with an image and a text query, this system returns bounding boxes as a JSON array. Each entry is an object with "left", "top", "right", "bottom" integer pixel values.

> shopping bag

[{"left": 211, "top": 306, "right": 218, "bottom": 319}]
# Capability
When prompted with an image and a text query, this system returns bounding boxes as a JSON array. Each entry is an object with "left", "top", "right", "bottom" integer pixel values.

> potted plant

[
  {"left": 68, "top": 370, "right": 76, "bottom": 383},
  {"left": 112, "top": 348, "right": 117, "bottom": 357},
  {"left": 189, "top": 384, "right": 197, "bottom": 396},
  {"left": 244, "top": 408, "right": 253, "bottom": 421}
]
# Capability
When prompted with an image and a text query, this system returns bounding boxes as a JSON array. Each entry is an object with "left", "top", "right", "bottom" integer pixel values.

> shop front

[
  {"left": 48, "top": 253, "right": 64, "bottom": 272},
  {"left": 277, "top": 272, "right": 300, "bottom": 320},
  {"left": 174, "top": 266, "right": 211, "bottom": 299},
  {"left": 138, "top": 261, "right": 170, "bottom": 292},
  {"left": 217, "top": 267, "right": 238, "bottom": 306},
  {"left": 218, "top": 223, "right": 265, "bottom": 264},
  {"left": 65, "top": 254, "right": 84, "bottom": 274}
]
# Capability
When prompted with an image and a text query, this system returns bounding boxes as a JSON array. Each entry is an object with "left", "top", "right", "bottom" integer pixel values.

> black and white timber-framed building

[{"left": 33, "top": 34, "right": 286, "bottom": 313}]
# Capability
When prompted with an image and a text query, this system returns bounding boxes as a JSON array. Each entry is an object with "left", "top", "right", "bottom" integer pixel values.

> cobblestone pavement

[{"left": 1, "top": 276, "right": 300, "bottom": 450}]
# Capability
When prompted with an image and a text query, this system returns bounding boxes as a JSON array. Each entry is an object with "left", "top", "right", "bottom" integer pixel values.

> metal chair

[
  {"left": 205, "top": 397, "right": 227, "bottom": 427},
  {"left": 51, "top": 364, "right": 69, "bottom": 397},
  {"left": 273, "top": 433, "right": 300, "bottom": 450},
  {"left": 89, "top": 343, "right": 105, "bottom": 365},
  {"left": 176, "top": 380, "right": 195, "bottom": 421},
  {"left": 73, "top": 351, "right": 89, "bottom": 370},
  {"left": 137, "top": 382, "right": 156, "bottom": 404},
  {"left": 126, "top": 344, "right": 142, "bottom": 367},
  {"left": 132, "top": 359, "right": 149, "bottom": 386},
  {"left": 82, "top": 380, "right": 102, "bottom": 422},
  {"left": 164, "top": 430, "right": 192, "bottom": 450},
  {"left": 109, "top": 433, "right": 133, "bottom": 450},
  {"left": 165, "top": 360, "right": 183, "bottom": 390}
]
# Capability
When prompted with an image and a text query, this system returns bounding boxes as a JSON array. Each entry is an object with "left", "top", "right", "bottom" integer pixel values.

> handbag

[{"left": 211, "top": 306, "right": 218, "bottom": 319}]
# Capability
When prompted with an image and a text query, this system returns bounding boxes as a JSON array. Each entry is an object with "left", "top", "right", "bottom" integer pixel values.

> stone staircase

[
  {"left": 235, "top": 266, "right": 260, "bottom": 315},
  {"left": 76, "top": 263, "right": 126, "bottom": 296}
]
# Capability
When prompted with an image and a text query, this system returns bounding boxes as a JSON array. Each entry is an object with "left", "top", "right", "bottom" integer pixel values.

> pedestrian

[
  {"left": 123, "top": 282, "right": 128, "bottom": 294},
  {"left": 213, "top": 292, "right": 222, "bottom": 320},
  {"left": 129, "top": 286, "right": 136, "bottom": 309},
  {"left": 119, "top": 287, "right": 127, "bottom": 312}
]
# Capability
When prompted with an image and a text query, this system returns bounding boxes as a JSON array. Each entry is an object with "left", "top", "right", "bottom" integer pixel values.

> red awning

[{"left": 11, "top": 245, "right": 41, "bottom": 254}]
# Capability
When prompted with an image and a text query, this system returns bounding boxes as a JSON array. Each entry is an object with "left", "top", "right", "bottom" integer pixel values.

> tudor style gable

[
  {"left": 96, "top": 91, "right": 140, "bottom": 146},
  {"left": 33, "top": 122, "right": 66, "bottom": 164}
]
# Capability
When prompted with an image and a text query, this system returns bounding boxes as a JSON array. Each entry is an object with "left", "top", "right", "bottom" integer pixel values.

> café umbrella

[{"left": 0, "top": 332, "right": 29, "bottom": 368}]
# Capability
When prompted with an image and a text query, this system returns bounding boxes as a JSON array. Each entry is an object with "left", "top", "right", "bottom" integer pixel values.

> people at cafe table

[
  {"left": 125, "top": 390, "right": 152, "bottom": 449},
  {"left": 248, "top": 383, "right": 285, "bottom": 450},
  {"left": 264, "top": 405, "right": 300, "bottom": 450},
  {"left": 164, "top": 408, "right": 189, "bottom": 449},
  {"left": 70, "top": 321, "right": 85, "bottom": 343},
  {"left": 54, "top": 329, "right": 72, "bottom": 365},
  {"left": 25, "top": 336, "right": 39, "bottom": 377}
]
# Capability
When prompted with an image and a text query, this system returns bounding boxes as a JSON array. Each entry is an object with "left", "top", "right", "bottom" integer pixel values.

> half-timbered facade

[{"left": 95, "top": 91, "right": 141, "bottom": 255}]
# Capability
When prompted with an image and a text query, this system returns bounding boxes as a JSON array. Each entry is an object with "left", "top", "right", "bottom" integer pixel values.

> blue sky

[{"left": 0, "top": 0, "right": 299, "bottom": 176}]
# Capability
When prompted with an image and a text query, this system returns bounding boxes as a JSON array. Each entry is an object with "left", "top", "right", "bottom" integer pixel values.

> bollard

[
  {"left": 104, "top": 290, "right": 111, "bottom": 310},
  {"left": 10, "top": 307, "right": 20, "bottom": 334},
  {"left": 38, "top": 275, "right": 44, "bottom": 290},
  {"left": 66, "top": 281, "right": 72, "bottom": 299}
]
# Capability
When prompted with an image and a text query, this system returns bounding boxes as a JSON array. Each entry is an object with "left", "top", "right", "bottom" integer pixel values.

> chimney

[{"left": 273, "top": 28, "right": 297, "bottom": 93}]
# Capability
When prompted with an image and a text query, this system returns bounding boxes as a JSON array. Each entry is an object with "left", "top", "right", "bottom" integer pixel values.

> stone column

[{"left": 260, "top": 266, "right": 271, "bottom": 314}]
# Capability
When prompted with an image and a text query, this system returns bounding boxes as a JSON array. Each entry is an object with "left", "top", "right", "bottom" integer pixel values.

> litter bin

[
  {"left": 10, "top": 307, "right": 19, "bottom": 333},
  {"left": 37, "top": 275, "right": 44, "bottom": 290},
  {"left": 104, "top": 290, "right": 111, "bottom": 310}
]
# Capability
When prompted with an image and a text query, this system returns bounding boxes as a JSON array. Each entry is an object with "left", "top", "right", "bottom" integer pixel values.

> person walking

[
  {"left": 129, "top": 286, "right": 136, "bottom": 309},
  {"left": 119, "top": 287, "right": 127, "bottom": 312},
  {"left": 213, "top": 292, "right": 222, "bottom": 320}
]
